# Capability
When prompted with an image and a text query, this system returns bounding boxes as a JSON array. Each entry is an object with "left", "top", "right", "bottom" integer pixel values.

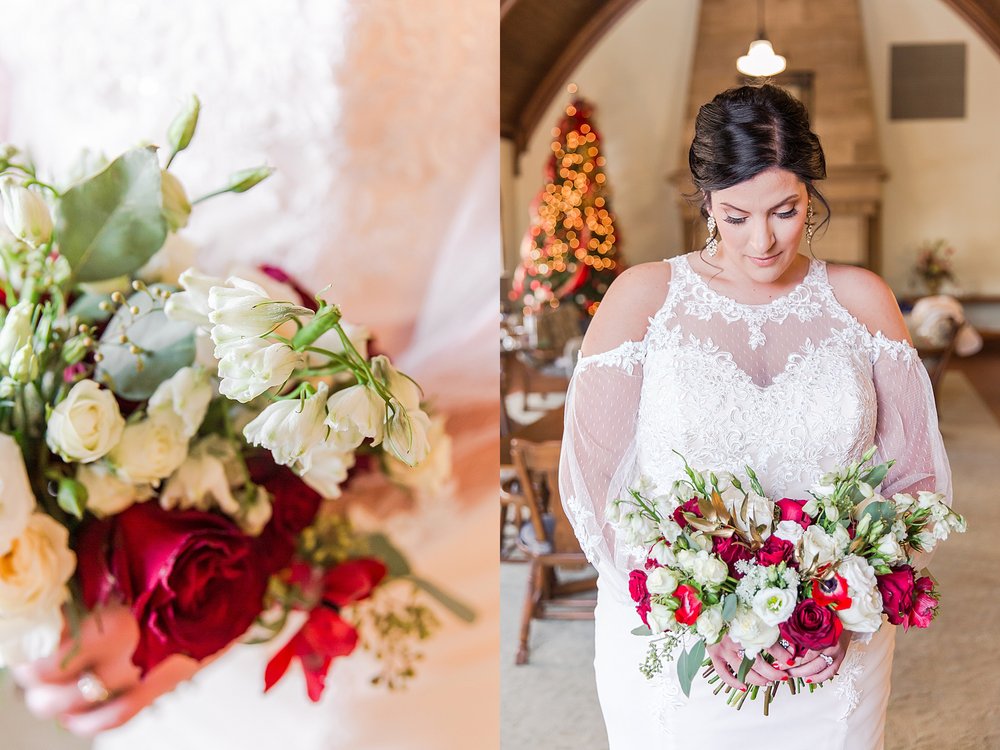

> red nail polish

[
  {"left": 806, "top": 679, "right": 812, "bottom": 684},
  {"left": 786, "top": 659, "right": 795, "bottom": 665},
  {"left": 782, "top": 676, "right": 788, "bottom": 681}
]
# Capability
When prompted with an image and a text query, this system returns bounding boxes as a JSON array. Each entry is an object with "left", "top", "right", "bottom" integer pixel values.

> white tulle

[{"left": 560, "top": 253, "right": 952, "bottom": 749}]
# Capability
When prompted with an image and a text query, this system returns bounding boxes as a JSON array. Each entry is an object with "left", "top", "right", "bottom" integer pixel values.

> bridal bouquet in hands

[
  {"left": 0, "top": 96, "right": 469, "bottom": 705},
  {"left": 611, "top": 447, "right": 965, "bottom": 714}
]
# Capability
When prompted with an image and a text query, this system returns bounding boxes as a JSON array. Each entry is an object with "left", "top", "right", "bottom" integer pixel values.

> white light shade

[{"left": 737, "top": 39, "right": 787, "bottom": 77}]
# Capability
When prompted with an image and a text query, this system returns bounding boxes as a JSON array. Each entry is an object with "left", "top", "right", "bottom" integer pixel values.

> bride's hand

[
  {"left": 706, "top": 633, "right": 788, "bottom": 691},
  {"left": 784, "top": 628, "right": 852, "bottom": 685},
  {"left": 11, "top": 603, "right": 202, "bottom": 737}
]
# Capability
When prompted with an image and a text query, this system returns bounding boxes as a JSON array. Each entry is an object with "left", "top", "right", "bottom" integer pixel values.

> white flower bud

[{"left": 0, "top": 179, "right": 52, "bottom": 247}]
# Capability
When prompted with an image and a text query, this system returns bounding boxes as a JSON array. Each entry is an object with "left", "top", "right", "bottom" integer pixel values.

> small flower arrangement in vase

[{"left": 914, "top": 239, "right": 955, "bottom": 295}]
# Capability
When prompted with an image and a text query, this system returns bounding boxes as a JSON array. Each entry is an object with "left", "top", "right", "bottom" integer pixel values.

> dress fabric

[{"left": 560, "top": 252, "right": 952, "bottom": 750}]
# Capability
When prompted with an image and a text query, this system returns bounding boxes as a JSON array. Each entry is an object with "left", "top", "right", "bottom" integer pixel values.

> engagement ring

[
  {"left": 819, "top": 654, "right": 834, "bottom": 667},
  {"left": 779, "top": 638, "right": 791, "bottom": 650},
  {"left": 77, "top": 671, "right": 110, "bottom": 704},
  {"left": 736, "top": 649, "right": 745, "bottom": 660}
]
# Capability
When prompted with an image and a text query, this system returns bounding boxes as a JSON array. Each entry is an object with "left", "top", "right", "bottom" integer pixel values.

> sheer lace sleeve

[
  {"left": 558, "top": 340, "right": 644, "bottom": 582},
  {"left": 869, "top": 336, "right": 953, "bottom": 568}
]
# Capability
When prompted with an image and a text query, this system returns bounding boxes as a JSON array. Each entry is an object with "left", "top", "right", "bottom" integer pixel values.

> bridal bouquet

[
  {"left": 0, "top": 97, "right": 469, "bottom": 704},
  {"left": 611, "top": 447, "right": 965, "bottom": 714}
]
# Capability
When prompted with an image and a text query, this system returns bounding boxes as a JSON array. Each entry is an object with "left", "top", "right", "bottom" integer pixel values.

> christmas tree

[{"left": 512, "top": 94, "right": 624, "bottom": 318}]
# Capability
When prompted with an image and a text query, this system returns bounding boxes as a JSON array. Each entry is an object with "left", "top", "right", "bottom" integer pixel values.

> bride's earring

[
  {"left": 705, "top": 215, "right": 719, "bottom": 257},
  {"left": 806, "top": 200, "right": 815, "bottom": 251}
]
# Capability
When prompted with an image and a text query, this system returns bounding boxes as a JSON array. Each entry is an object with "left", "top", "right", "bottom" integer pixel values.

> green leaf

[
  {"left": 67, "top": 292, "right": 114, "bottom": 325},
  {"left": 721, "top": 593, "right": 737, "bottom": 622},
  {"left": 56, "top": 477, "right": 88, "bottom": 519},
  {"left": 860, "top": 500, "right": 896, "bottom": 526},
  {"left": 95, "top": 286, "right": 195, "bottom": 400},
  {"left": 365, "top": 532, "right": 412, "bottom": 577},
  {"left": 404, "top": 575, "right": 476, "bottom": 623},
  {"left": 860, "top": 462, "right": 890, "bottom": 490},
  {"left": 631, "top": 625, "right": 653, "bottom": 636},
  {"left": 736, "top": 654, "right": 755, "bottom": 684},
  {"left": 57, "top": 147, "right": 168, "bottom": 282},
  {"left": 676, "top": 639, "right": 706, "bottom": 697}
]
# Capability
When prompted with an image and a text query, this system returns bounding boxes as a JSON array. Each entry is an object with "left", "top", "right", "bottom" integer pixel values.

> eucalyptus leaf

[
  {"left": 676, "top": 639, "right": 706, "bottom": 698},
  {"left": 860, "top": 500, "right": 896, "bottom": 526},
  {"left": 721, "top": 593, "right": 737, "bottom": 622},
  {"left": 860, "top": 463, "right": 890, "bottom": 491},
  {"left": 365, "top": 532, "right": 412, "bottom": 577},
  {"left": 736, "top": 654, "right": 755, "bottom": 684},
  {"left": 56, "top": 477, "right": 88, "bottom": 520},
  {"left": 404, "top": 575, "right": 476, "bottom": 623},
  {"left": 68, "top": 292, "right": 114, "bottom": 325},
  {"left": 631, "top": 625, "right": 653, "bottom": 636},
  {"left": 57, "top": 147, "right": 167, "bottom": 282},
  {"left": 95, "top": 287, "right": 195, "bottom": 400}
]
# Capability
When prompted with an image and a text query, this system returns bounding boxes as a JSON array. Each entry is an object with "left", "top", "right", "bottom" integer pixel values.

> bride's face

[{"left": 707, "top": 167, "right": 809, "bottom": 284}]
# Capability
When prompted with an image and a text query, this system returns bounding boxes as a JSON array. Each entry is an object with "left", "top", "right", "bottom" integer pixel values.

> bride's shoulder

[
  {"left": 824, "top": 262, "right": 911, "bottom": 343},
  {"left": 580, "top": 260, "right": 672, "bottom": 356}
]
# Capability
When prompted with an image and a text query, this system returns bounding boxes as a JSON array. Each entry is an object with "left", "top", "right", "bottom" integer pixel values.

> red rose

[
  {"left": 672, "top": 498, "right": 702, "bottom": 529},
  {"left": 906, "top": 576, "right": 938, "bottom": 630},
  {"left": 628, "top": 569, "right": 649, "bottom": 604},
  {"left": 756, "top": 535, "right": 796, "bottom": 567},
  {"left": 811, "top": 572, "right": 853, "bottom": 611},
  {"left": 713, "top": 535, "right": 754, "bottom": 578},
  {"left": 775, "top": 498, "right": 812, "bottom": 530},
  {"left": 636, "top": 598, "right": 652, "bottom": 628},
  {"left": 248, "top": 457, "right": 323, "bottom": 574},
  {"left": 876, "top": 565, "right": 917, "bottom": 626},
  {"left": 779, "top": 599, "right": 843, "bottom": 652},
  {"left": 76, "top": 501, "right": 268, "bottom": 675},
  {"left": 673, "top": 584, "right": 703, "bottom": 626}
]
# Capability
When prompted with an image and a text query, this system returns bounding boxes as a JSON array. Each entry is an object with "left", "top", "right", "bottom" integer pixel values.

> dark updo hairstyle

[{"left": 688, "top": 84, "right": 830, "bottom": 239}]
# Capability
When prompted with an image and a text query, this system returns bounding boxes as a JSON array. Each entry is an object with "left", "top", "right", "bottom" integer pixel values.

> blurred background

[{"left": 500, "top": 1, "right": 1000, "bottom": 748}]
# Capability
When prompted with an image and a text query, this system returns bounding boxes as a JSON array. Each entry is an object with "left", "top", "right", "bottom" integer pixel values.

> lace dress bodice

[{"left": 561, "top": 253, "right": 951, "bottom": 594}]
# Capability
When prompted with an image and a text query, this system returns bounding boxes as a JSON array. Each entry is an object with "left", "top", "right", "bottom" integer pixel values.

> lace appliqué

[
  {"left": 674, "top": 254, "right": 824, "bottom": 350},
  {"left": 563, "top": 494, "right": 601, "bottom": 566},
  {"left": 833, "top": 640, "right": 866, "bottom": 719},
  {"left": 575, "top": 339, "right": 645, "bottom": 375}
]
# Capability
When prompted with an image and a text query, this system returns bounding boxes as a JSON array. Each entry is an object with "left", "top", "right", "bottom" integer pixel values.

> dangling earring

[
  {"left": 705, "top": 215, "right": 719, "bottom": 257},
  {"left": 806, "top": 200, "right": 815, "bottom": 252}
]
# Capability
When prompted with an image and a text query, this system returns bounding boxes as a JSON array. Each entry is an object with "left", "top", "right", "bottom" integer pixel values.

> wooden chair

[
  {"left": 913, "top": 317, "right": 961, "bottom": 412},
  {"left": 510, "top": 438, "right": 596, "bottom": 665}
]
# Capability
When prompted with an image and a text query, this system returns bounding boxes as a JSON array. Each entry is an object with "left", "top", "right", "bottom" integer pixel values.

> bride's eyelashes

[{"left": 722, "top": 208, "right": 799, "bottom": 226}]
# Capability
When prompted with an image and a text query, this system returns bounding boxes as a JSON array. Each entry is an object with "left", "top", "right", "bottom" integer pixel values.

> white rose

[
  {"left": 675, "top": 548, "right": 697, "bottom": 572},
  {"left": 77, "top": 463, "right": 152, "bottom": 517},
  {"left": 160, "top": 436, "right": 242, "bottom": 516},
  {"left": 46, "top": 380, "right": 125, "bottom": 464},
  {"left": 695, "top": 606, "right": 724, "bottom": 644},
  {"left": 691, "top": 551, "right": 728, "bottom": 588},
  {"left": 149, "top": 365, "right": 213, "bottom": 437},
  {"left": 0, "top": 434, "right": 35, "bottom": 555},
  {"left": 799, "top": 525, "right": 839, "bottom": 574},
  {"left": 300, "top": 441, "right": 357, "bottom": 499},
  {"left": 0, "top": 300, "right": 33, "bottom": 369},
  {"left": 217, "top": 340, "right": 305, "bottom": 403},
  {"left": 836, "top": 555, "right": 884, "bottom": 633},
  {"left": 0, "top": 514, "right": 75, "bottom": 620},
  {"left": 721, "top": 487, "right": 775, "bottom": 536},
  {"left": 689, "top": 532, "right": 713, "bottom": 552},
  {"left": 385, "top": 413, "right": 452, "bottom": 497},
  {"left": 645, "top": 567, "right": 679, "bottom": 596},
  {"left": 752, "top": 586, "right": 797, "bottom": 626},
  {"left": 728, "top": 606, "right": 780, "bottom": 658},
  {"left": 110, "top": 411, "right": 189, "bottom": 485},
  {"left": 0, "top": 606, "right": 62, "bottom": 667},
  {"left": 875, "top": 532, "right": 905, "bottom": 564},
  {"left": 324, "top": 383, "right": 385, "bottom": 446},
  {"left": 243, "top": 383, "right": 329, "bottom": 471},
  {"left": 773, "top": 519, "right": 804, "bottom": 545},
  {"left": 383, "top": 403, "right": 432, "bottom": 467},
  {"left": 0, "top": 178, "right": 52, "bottom": 247},
  {"left": 647, "top": 601, "right": 676, "bottom": 635}
]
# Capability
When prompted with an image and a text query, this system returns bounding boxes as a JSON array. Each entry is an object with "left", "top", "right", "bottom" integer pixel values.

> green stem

[{"left": 190, "top": 186, "right": 233, "bottom": 205}]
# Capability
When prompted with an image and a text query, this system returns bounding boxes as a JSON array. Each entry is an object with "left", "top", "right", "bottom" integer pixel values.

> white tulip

[
  {"left": 110, "top": 411, "right": 189, "bottom": 485},
  {"left": 77, "top": 463, "right": 152, "bottom": 517},
  {"left": 0, "top": 433, "right": 35, "bottom": 555},
  {"left": 645, "top": 567, "right": 679, "bottom": 596},
  {"left": 695, "top": 606, "right": 724, "bottom": 644},
  {"left": 0, "top": 300, "right": 33, "bottom": 370},
  {"left": 383, "top": 402, "right": 431, "bottom": 467},
  {"left": 0, "top": 179, "right": 52, "bottom": 247},
  {"left": 46, "top": 380, "right": 125, "bottom": 464},
  {"left": 835, "top": 555, "right": 884, "bottom": 633},
  {"left": 300, "top": 441, "right": 356, "bottom": 498},
  {"left": 728, "top": 606, "right": 780, "bottom": 658},
  {"left": 752, "top": 587, "right": 797, "bottom": 626},
  {"left": 243, "top": 384, "right": 328, "bottom": 471},
  {"left": 324, "top": 383, "right": 385, "bottom": 445},
  {"left": 217, "top": 340, "right": 304, "bottom": 403},
  {"left": 149, "top": 366, "right": 213, "bottom": 437}
]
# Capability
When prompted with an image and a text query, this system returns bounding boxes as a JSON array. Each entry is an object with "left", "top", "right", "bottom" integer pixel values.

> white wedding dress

[
  {"left": 560, "top": 252, "right": 952, "bottom": 750},
  {"left": 0, "top": 1, "right": 498, "bottom": 748}
]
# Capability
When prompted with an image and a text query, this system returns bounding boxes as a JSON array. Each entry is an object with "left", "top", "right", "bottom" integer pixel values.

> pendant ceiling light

[{"left": 737, "top": 0, "right": 786, "bottom": 77}]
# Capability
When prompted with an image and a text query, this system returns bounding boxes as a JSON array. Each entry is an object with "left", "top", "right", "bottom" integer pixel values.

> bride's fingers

[
  {"left": 750, "top": 654, "right": 785, "bottom": 683},
  {"left": 708, "top": 650, "right": 746, "bottom": 691},
  {"left": 765, "top": 641, "right": 795, "bottom": 668},
  {"left": 23, "top": 658, "right": 139, "bottom": 721},
  {"left": 786, "top": 654, "right": 831, "bottom": 679}
]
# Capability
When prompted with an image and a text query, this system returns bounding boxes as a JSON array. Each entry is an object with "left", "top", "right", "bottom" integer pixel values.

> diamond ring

[
  {"left": 736, "top": 648, "right": 746, "bottom": 660},
  {"left": 77, "top": 671, "right": 111, "bottom": 704},
  {"left": 819, "top": 653, "right": 834, "bottom": 667},
  {"left": 779, "top": 638, "right": 792, "bottom": 650}
]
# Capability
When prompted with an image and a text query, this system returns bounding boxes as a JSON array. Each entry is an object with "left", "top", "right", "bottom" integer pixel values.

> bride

[{"left": 560, "top": 84, "right": 951, "bottom": 749}]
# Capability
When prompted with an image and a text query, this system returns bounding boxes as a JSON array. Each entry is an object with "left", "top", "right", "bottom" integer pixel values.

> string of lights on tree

[{"left": 512, "top": 87, "right": 624, "bottom": 318}]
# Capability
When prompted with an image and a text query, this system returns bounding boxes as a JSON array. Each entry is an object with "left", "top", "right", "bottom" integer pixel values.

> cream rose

[
  {"left": 46, "top": 380, "right": 125, "bottom": 463},
  {"left": 691, "top": 551, "right": 729, "bottom": 588},
  {"left": 0, "top": 513, "right": 75, "bottom": 619},
  {"left": 0, "top": 434, "right": 35, "bottom": 555},
  {"left": 148, "top": 365, "right": 213, "bottom": 438},
  {"left": 110, "top": 411, "right": 189, "bottom": 485},
  {"left": 77, "top": 463, "right": 152, "bottom": 517},
  {"left": 646, "top": 567, "right": 679, "bottom": 596},
  {"left": 695, "top": 606, "right": 724, "bottom": 644}
]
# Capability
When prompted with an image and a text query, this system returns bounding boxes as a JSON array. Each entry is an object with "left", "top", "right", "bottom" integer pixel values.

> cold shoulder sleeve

[{"left": 558, "top": 340, "right": 644, "bottom": 581}]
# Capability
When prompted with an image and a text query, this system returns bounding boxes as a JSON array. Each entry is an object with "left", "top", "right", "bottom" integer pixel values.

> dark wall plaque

[{"left": 890, "top": 43, "right": 966, "bottom": 120}]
